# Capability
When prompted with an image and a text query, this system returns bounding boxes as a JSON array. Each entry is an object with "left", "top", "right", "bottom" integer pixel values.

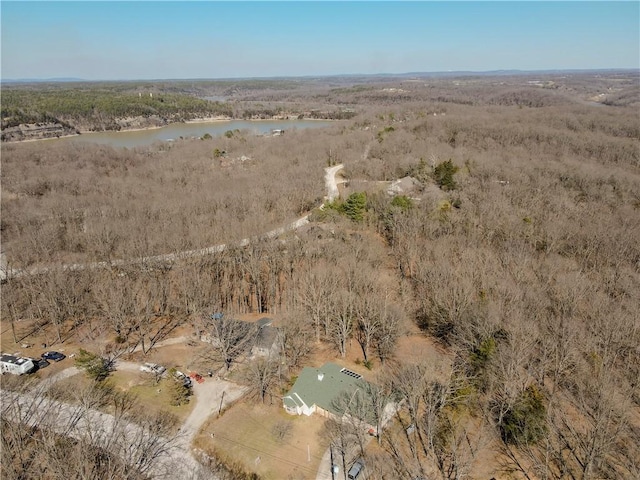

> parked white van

[
  {"left": 348, "top": 458, "right": 365, "bottom": 479},
  {"left": 0, "top": 354, "right": 36, "bottom": 375}
]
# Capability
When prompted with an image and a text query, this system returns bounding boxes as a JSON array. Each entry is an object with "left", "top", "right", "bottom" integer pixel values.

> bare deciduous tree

[
  {"left": 374, "top": 302, "right": 404, "bottom": 364},
  {"left": 297, "top": 264, "right": 338, "bottom": 342},
  {"left": 197, "top": 313, "right": 257, "bottom": 370},
  {"left": 276, "top": 309, "right": 315, "bottom": 369},
  {"left": 243, "top": 357, "right": 279, "bottom": 404},
  {"left": 1, "top": 379, "right": 182, "bottom": 479}
]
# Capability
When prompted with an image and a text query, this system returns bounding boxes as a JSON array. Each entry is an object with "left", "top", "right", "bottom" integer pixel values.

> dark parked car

[
  {"left": 42, "top": 351, "right": 66, "bottom": 362},
  {"left": 174, "top": 370, "right": 193, "bottom": 388},
  {"left": 34, "top": 358, "right": 50, "bottom": 369}
]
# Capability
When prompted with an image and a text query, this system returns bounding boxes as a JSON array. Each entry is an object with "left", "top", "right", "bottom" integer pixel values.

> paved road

[
  {"left": 316, "top": 447, "right": 334, "bottom": 480},
  {"left": 2, "top": 164, "right": 344, "bottom": 281},
  {"left": 38, "top": 365, "right": 80, "bottom": 393},
  {"left": 3, "top": 348, "right": 248, "bottom": 479},
  {"left": 2, "top": 389, "right": 202, "bottom": 479}
]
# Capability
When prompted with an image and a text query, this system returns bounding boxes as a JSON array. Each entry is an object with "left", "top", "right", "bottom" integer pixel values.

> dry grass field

[{"left": 194, "top": 402, "right": 328, "bottom": 480}]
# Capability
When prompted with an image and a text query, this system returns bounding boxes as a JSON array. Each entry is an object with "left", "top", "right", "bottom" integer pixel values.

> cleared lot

[{"left": 194, "top": 402, "right": 329, "bottom": 480}]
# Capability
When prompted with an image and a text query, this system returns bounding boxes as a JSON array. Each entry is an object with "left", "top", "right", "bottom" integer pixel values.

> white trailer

[{"left": 0, "top": 354, "right": 35, "bottom": 375}]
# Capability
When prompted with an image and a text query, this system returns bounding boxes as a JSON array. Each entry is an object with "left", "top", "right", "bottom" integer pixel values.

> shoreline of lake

[{"left": 2, "top": 117, "right": 335, "bottom": 147}]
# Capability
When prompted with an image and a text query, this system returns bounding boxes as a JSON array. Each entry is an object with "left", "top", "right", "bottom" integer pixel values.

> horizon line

[{"left": 3, "top": 67, "right": 639, "bottom": 84}]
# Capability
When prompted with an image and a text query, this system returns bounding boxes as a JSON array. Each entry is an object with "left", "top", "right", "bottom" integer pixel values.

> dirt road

[
  {"left": 324, "top": 164, "right": 344, "bottom": 202},
  {"left": 2, "top": 164, "right": 344, "bottom": 281}
]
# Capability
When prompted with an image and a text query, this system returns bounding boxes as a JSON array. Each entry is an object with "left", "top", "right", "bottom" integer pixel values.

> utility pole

[
  {"left": 330, "top": 443, "right": 336, "bottom": 480},
  {"left": 218, "top": 390, "right": 225, "bottom": 416}
]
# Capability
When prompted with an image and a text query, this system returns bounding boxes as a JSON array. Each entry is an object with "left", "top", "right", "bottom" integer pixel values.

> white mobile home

[{"left": 0, "top": 354, "right": 35, "bottom": 375}]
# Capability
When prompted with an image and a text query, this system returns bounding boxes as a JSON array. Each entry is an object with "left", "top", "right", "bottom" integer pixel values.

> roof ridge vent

[{"left": 339, "top": 367, "right": 362, "bottom": 379}]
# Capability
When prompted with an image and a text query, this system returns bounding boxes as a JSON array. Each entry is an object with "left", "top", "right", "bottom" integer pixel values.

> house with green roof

[{"left": 283, "top": 363, "right": 369, "bottom": 419}]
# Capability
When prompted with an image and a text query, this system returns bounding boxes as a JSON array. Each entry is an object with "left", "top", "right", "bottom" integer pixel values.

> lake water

[
  {"left": 203, "top": 95, "right": 227, "bottom": 102},
  {"left": 66, "top": 119, "right": 334, "bottom": 148}
]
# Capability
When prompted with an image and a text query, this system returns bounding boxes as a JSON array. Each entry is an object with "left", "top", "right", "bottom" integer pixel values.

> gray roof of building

[
  {"left": 257, "top": 317, "right": 273, "bottom": 328},
  {"left": 255, "top": 325, "right": 278, "bottom": 349}
]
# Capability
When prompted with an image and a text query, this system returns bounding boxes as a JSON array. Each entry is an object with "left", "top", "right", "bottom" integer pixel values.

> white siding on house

[{"left": 0, "top": 354, "right": 35, "bottom": 375}]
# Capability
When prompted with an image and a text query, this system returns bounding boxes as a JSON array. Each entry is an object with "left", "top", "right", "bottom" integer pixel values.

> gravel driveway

[{"left": 117, "top": 360, "right": 247, "bottom": 447}]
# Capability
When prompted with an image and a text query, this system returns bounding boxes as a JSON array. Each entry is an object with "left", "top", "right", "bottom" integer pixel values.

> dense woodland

[{"left": 1, "top": 71, "right": 639, "bottom": 479}]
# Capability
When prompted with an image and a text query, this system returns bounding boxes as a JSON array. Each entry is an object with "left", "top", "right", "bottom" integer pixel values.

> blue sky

[{"left": 2, "top": 1, "right": 638, "bottom": 80}]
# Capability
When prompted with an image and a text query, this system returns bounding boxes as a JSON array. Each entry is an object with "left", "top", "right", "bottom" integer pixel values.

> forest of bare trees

[
  {"left": 2, "top": 71, "right": 639, "bottom": 479},
  {"left": 1, "top": 375, "right": 184, "bottom": 479}
]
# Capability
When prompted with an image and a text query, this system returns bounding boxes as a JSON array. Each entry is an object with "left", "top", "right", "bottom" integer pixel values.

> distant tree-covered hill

[{"left": 1, "top": 87, "right": 233, "bottom": 132}]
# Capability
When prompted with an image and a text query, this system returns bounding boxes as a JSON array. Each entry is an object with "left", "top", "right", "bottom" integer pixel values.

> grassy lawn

[
  {"left": 43, "top": 371, "right": 192, "bottom": 422},
  {"left": 195, "top": 401, "right": 330, "bottom": 480},
  {"left": 109, "top": 370, "right": 195, "bottom": 423}
]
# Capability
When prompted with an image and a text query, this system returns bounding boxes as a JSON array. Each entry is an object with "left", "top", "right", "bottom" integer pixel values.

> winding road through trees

[
  {"left": 1, "top": 165, "right": 344, "bottom": 281},
  {"left": 1, "top": 164, "right": 346, "bottom": 477}
]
